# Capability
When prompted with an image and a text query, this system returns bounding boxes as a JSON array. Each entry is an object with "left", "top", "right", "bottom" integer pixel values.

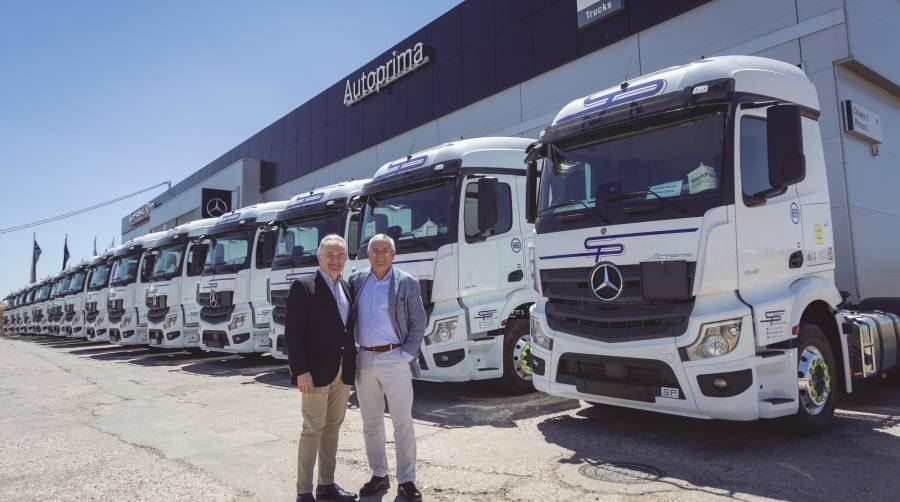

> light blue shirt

[
  {"left": 318, "top": 269, "right": 349, "bottom": 327},
  {"left": 357, "top": 268, "right": 400, "bottom": 348}
]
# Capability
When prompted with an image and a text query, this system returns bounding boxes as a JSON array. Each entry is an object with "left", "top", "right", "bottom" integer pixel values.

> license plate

[{"left": 660, "top": 387, "right": 680, "bottom": 399}]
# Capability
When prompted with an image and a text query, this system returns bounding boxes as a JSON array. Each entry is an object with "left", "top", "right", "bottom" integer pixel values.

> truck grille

[
  {"left": 85, "top": 302, "right": 98, "bottom": 323},
  {"left": 107, "top": 298, "right": 124, "bottom": 320},
  {"left": 199, "top": 291, "right": 234, "bottom": 325},
  {"left": 541, "top": 264, "right": 694, "bottom": 343},
  {"left": 271, "top": 289, "right": 289, "bottom": 326},
  {"left": 146, "top": 295, "right": 169, "bottom": 324},
  {"left": 556, "top": 353, "right": 684, "bottom": 403}
]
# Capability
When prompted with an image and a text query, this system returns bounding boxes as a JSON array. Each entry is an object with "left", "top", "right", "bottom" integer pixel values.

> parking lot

[{"left": 2, "top": 334, "right": 900, "bottom": 502}]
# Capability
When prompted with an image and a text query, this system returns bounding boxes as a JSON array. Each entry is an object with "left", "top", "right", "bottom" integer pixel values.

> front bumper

[
  {"left": 148, "top": 313, "right": 201, "bottom": 349},
  {"left": 199, "top": 305, "right": 270, "bottom": 354},
  {"left": 530, "top": 303, "right": 759, "bottom": 421}
]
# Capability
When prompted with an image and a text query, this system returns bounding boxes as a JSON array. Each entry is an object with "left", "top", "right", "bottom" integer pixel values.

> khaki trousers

[{"left": 296, "top": 367, "right": 351, "bottom": 494}]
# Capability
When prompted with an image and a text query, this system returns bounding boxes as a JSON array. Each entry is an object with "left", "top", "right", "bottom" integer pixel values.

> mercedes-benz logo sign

[
  {"left": 589, "top": 261, "right": 624, "bottom": 302},
  {"left": 206, "top": 198, "right": 228, "bottom": 217},
  {"left": 208, "top": 292, "right": 219, "bottom": 308}
]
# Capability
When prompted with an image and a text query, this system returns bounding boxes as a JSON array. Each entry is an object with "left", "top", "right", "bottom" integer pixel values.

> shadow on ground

[{"left": 536, "top": 378, "right": 900, "bottom": 500}]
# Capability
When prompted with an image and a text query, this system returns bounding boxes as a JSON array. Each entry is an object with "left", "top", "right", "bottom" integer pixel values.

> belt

[{"left": 360, "top": 343, "right": 401, "bottom": 353}]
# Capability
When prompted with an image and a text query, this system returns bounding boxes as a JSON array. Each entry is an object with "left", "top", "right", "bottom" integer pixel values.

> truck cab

[
  {"left": 20, "top": 285, "right": 36, "bottom": 334},
  {"left": 107, "top": 232, "right": 168, "bottom": 345},
  {"left": 85, "top": 248, "right": 116, "bottom": 341},
  {"left": 63, "top": 260, "right": 90, "bottom": 338},
  {"left": 355, "top": 137, "right": 537, "bottom": 392},
  {"left": 48, "top": 273, "right": 69, "bottom": 336},
  {"left": 524, "top": 55, "right": 883, "bottom": 429},
  {"left": 267, "top": 179, "right": 369, "bottom": 359},
  {"left": 197, "top": 201, "right": 288, "bottom": 355},
  {"left": 31, "top": 279, "right": 52, "bottom": 335},
  {"left": 144, "top": 218, "right": 218, "bottom": 349}
]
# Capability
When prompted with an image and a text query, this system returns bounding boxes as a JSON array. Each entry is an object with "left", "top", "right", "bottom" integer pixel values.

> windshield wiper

[
  {"left": 393, "top": 232, "right": 433, "bottom": 251},
  {"left": 605, "top": 189, "right": 688, "bottom": 215},
  {"left": 540, "top": 199, "right": 592, "bottom": 214}
]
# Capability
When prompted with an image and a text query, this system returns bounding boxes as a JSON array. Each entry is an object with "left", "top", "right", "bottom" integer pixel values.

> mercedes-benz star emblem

[
  {"left": 208, "top": 292, "right": 218, "bottom": 308},
  {"left": 589, "top": 262, "right": 624, "bottom": 302},
  {"left": 206, "top": 197, "right": 228, "bottom": 217}
]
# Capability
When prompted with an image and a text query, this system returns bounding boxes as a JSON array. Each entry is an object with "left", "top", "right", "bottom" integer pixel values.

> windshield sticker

[
  {"left": 688, "top": 163, "right": 718, "bottom": 194},
  {"left": 647, "top": 180, "right": 683, "bottom": 199}
]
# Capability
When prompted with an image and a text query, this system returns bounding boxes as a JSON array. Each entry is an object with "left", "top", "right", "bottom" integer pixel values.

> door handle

[
  {"left": 789, "top": 250, "right": 804, "bottom": 269},
  {"left": 508, "top": 270, "right": 524, "bottom": 282}
]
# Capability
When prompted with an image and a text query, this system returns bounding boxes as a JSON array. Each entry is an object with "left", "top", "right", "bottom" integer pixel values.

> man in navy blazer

[
  {"left": 285, "top": 234, "right": 357, "bottom": 502},
  {"left": 349, "top": 234, "right": 426, "bottom": 502}
]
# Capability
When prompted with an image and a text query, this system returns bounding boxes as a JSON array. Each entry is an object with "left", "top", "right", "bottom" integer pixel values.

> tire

[
  {"left": 790, "top": 323, "right": 837, "bottom": 434},
  {"left": 499, "top": 318, "right": 536, "bottom": 394}
]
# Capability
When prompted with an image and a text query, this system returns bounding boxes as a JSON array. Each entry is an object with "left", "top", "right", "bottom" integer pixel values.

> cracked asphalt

[{"left": 2, "top": 334, "right": 900, "bottom": 501}]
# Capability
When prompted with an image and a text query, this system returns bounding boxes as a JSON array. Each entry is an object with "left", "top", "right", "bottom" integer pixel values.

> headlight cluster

[
  {"left": 425, "top": 318, "right": 457, "bottom": 345},
  {"left": 122, "top": 316, "right": 133, "bottom": 327},
  {"left": 164, "top": 314, "right": 178, "bottom": 329},
  {"left": 96, "top": 315, "right": 104, "bottom": 325},
  {"left": 530, "top": 317, "right": 552, "bottom": 350},
  {"left": 684, "top": 319, "right": 742, "bottom": 361},
  {"left": 228, "top": 313, "right": 247, "bottom": 331}
]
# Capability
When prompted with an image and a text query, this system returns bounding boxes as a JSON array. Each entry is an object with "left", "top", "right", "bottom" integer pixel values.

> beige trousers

[{"left": 296, "top": 367, "right": 351, "bottom": 495}]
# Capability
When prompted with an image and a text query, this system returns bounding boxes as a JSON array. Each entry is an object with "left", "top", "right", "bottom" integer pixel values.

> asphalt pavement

[{"left": 2, "top": 334, "right": 900, "bottom": 501}]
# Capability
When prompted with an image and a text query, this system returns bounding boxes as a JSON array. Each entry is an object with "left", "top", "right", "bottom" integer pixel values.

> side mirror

[
  {"left": 189, "top": 244, "right": 207, "bottom": 275},
  {"left": 767, "top": 104, "right": 806, "bottom": 188},
  {"left": 262, "top": 230, "right": 277, "bottom": 262},
  {"left": 525, "top": 160, "right": 538, "bottom": 223},
  {"left": 476, "top": 177, "right": 500, "bottom": 234}
]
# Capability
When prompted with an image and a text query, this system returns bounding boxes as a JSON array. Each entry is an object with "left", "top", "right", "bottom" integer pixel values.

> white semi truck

[
  {"left": 85, "top": 247, "right": 116, "bottom": 342},
  {"left": 63, "top": 260, "right": 90, "bottom": 339},
  {"left": 107, "top": 232, "right": 167, "bottom": 345},
  {"left": 197, "top": 201, "right": 288, "bottom": 355},
  {"left": 525, "top": 55, "right": 900, "bottom": 430},
  {"left": 267, "top": 180, "right": 369, "bottom": 360},
  {"left": 30, "top": 279, "right": 51, "bottom": 335},
  {"left": 48, "top": 272, "right": 68, "bottom": 336},
  {"left": 144, "top": 218, "right": 218, "bottom": 349},
  {"left": 355, "top": 138, "right": 537, "bottom": 392}
]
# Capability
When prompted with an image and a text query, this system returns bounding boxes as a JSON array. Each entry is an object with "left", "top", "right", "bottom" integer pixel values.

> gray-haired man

[{"left": 349, "top": 234, "right": 426, "bottom": 502}]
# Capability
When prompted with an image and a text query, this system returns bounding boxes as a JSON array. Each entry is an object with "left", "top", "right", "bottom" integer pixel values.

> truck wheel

[
  {"left": 791, "top": 323, "right": 836, "bottom": 433},
  {"left": 500, "top": 318, "right": 536, "bottom": 394}
]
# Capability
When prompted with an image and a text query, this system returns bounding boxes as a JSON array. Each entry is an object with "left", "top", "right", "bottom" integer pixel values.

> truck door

[
  {"left": 457, "top": 173, "right": 524, "bottom": 333},
  {"left": 734, "top": 106, "right": 804, "bottom": 345}
]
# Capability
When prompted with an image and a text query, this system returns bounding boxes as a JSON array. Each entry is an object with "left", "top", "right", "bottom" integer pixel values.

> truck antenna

[
  {"left": 620, "top": 57, "right": 633, "bottom": 89},
  {"left": 407, "top": 136, "right": 417, "bottom": 160}
]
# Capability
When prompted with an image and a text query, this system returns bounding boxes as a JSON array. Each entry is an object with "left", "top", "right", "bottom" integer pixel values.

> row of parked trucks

[{"left": 4, "top": 57, "right": 898, "bottom": 430}]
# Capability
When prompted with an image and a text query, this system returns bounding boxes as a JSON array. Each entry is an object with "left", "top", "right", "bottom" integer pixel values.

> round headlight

[
  {"left": 702, "top": 333, "right": 729, "bottom": 357},
  {"left": 437, "top": 326, "right": 451, "bottom": 342}
]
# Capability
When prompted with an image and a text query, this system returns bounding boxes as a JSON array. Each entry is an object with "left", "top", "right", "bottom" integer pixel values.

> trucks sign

[{"left": 576, "top": 0, "right": 626, "bottom": 30}]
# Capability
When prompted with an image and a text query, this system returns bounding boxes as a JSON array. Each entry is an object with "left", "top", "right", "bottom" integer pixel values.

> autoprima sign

[
  {"left": 128, "top": 202, "right": 159, "bottom": 227},
  {"left": 343, "top": 42, "right": 430, "bottom": 106}
]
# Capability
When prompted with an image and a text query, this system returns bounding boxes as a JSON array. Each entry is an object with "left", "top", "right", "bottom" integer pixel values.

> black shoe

[
  {"left": 296, "top": 493, "right": 316, "bottom": 502},
  {"left": 397, "top": 482, "right": 422, "bottom": 502},
  {"left": 315, "top": 483, "right": 357, "bottom": 502},
  {"left": 359, "top": 475, "right": 390, "bottom": 497}
]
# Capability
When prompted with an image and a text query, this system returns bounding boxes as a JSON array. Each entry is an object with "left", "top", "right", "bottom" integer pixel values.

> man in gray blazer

[{"left": 349, "top": 234, "right": 426, "bottom": 502}]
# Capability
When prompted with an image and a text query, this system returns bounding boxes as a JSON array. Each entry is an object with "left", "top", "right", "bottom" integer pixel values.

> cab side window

[
  {"left": 740, "top": 117, "right": 776, "bottom": 201},
  {"left": 464, "top": 181, "right": 513, "bottom": 242}
]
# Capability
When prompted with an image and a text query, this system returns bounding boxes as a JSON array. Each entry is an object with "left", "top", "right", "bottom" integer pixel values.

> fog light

[
  {"left": 713, "top": 377, "right": 728, "bottom": 390},
  {"left": 233, "top": 333, "right": 250, "bottom": 344}
]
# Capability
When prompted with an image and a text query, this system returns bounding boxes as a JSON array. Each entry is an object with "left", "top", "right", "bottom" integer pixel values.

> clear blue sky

[{"left": 0, "top": 0, "right": 460, "bottom": 297}]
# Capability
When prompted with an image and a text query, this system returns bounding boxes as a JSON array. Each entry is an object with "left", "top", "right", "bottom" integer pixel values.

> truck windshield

[
  {"left": 151, "top": 244, "right": 186, "bottom": 280},
  {"left": 273, "top": 212, "right": 343, "bottom": 269},
  {"left": 68, "top": 271, "right": 87, "bottom": 294},
  {"left": 88, "top": 263, "right": 112, "bottom": 291},
  {"left": 110, "top": 254, "right": 140, "bottom": 287},
  {"left": 539, "top": 110, "right": 726, "bottom": 228},
  {"left": 36, "top": 284, "right": 50, "bottom": 301},
  {"left": 360, "top": 180, "right": 456, "bottom": 254},
  {"left": 57, "top": 277, "right": 72, "bottom": 296},
  {"left": 202, "top": 231, "right": 252, "bottom": 275}
]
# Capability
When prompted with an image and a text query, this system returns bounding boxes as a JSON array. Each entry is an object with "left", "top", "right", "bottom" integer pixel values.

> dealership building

[{"left": 122, "top": 0, "right": 898, "bottom": 303}]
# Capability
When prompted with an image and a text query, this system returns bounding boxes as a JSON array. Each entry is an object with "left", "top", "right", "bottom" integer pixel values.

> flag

[
  {"left": 110, "top": 237, "right": 115, "bottom": 249},
  {"left": 93, "top": 236, "right": 97, "bottom": 256},
  {"left": 62, "top": 235, "right": 70, "bottom": 270},
  {"left": 30, "top": 233, "right": 41, "bottom": 283}
]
